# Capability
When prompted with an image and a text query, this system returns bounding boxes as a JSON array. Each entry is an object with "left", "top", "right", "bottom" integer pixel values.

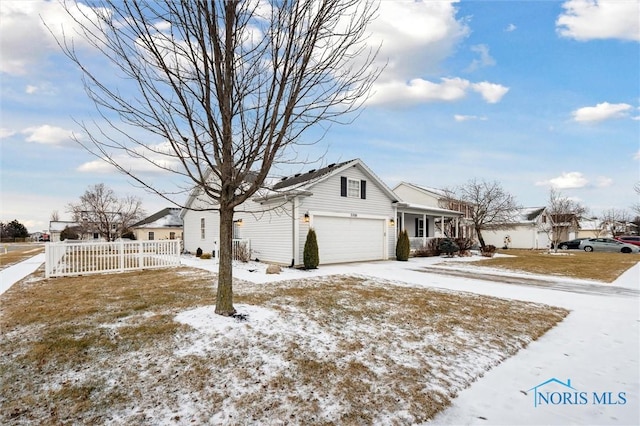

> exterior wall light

[
  {"left": 303, "top": 213, "right": 310, "bottom": 223},
  {"left": 389, "top": 218, "right": 395, "bottom": 227}
]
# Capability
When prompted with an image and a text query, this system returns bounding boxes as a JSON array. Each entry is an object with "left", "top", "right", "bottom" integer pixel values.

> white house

[
  {"left": 181, "top": 159, "right": 401, "bottom": 266},
  {"left": 131, "top": 208, "right": 183, "bottom": 241},
  {"left": 482, "top": 207, "right": 551, "bottom": 249},
  {"left": 393, "top": 182, "right": 471, "bottom": 248}
]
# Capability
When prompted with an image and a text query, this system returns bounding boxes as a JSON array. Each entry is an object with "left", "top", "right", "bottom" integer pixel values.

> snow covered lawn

[{"left": 0, "top": 263, "right": 567, "bottom": 424}]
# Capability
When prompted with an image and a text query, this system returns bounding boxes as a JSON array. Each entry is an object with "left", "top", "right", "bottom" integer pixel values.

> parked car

[
  {"left": 552, "top": 238, "right": 588, "bottom": 250},
  {"left": 579, "top": 238, "right": 640, "bottom": 253},
  {"left": 615, "top": 236, "right": 640, "bottom": 247}
]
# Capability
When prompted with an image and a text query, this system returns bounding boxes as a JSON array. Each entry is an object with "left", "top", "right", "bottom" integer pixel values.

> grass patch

[
  {"left": 475, "top": 249, "right": 639, "bottom": 282},
  {"left": 0, "top": 245, "right": 43, "bottom": 270},
  {"left": 1, "top": 267, "right": 568, "bottom": 424}
]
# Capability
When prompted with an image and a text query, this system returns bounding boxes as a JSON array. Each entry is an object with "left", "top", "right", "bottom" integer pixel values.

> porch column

[
  {"left": 422, "top": 213, "right": 427, "bottom": 247},
  {"left": 401, "top": 211, "right": 405, "bottom": 235},
  {"left": 440, "top": 215, "right": 444, "bottom": 237},
  {"left": 455, "top": 217, "right": 459, "bottom": 238}
]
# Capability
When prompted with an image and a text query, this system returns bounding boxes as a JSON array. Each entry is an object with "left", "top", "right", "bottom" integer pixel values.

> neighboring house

[
  {"left": 577, "top": 218, "right": 609, "bottom": 238},
  {"left": 181, "top": 159, "right": 401, "bottom": 266},
  {"left": 49, "top": 221, "right": 80, "bottom": 242},
  {"left": 482, "top": 207, "right": 551, "bottom": 249},
  {"left": 392, "top": 182, "right": 471, "bottom": 248},
  {"left": 548, "top": 213, "right": 580, "bottom": 242},
  {"left": 131, "top": 208, "right": 183, "bottom": 241}
]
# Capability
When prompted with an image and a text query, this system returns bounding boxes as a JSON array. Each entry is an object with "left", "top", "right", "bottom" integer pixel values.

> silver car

[{"left": 579, "top": 238, "right": 640, "bottom": 253}]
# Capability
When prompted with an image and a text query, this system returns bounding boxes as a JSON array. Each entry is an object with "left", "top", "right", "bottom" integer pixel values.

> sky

[{"left": 1, "top": 0, "right": 639, "bottom": 233}]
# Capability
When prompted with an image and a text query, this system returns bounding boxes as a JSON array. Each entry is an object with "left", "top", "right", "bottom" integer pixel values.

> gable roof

[
  {"left": 272, "top": 160, "right": 354, "bottom": 191},
  {"left": 516, "top": 207, "right": 546, "bottom": 223},
  {"left": 132, "top": 208, "right": 183, "bottom": 228},
  {"left": 394, "top": 182, "right": 447, "bottom": 199},
  {"left": 260, "top": 158, "right": 399, "bottom": 203}
]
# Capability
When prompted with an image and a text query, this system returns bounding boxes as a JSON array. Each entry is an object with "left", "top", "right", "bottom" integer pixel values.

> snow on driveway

[{"left": 184, "top": 256, "right": 640, "bottom": 425}]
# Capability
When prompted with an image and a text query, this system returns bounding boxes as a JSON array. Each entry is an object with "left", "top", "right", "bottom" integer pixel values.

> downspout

[{"left": 292, "top": 196, "right": 299, "bottom": 267}]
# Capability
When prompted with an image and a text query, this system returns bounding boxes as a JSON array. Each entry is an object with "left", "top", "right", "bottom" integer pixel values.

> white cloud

[
  {"left": 361, "top": 1, "right": 508, "bottom": 107},
  {"left": 22, "top": 124, "right": 75, "bottom": 145},
  {"left": 454, "top": 114, "right": 487, "bottom": 122},
  {"left": 634, "top": 150, "right": 640, "bottom": 160},
  {"left": 572, "top": 102, "right": 633, "bottom": 122},
  {"left": 505, "top": 23, "right": 517, "bottom": 32},
  {"left": 0, "top": 128, "right": 16, "bottom": 139},
  {"left": 466, "top": 44, "right": 495, "bottom": 72},
  {"left": 556, "top": 0, "right": 640, "bottom": 41},
  {"left": 77, "top": 142, "right": 182, "bottom": 175},
  {"left": 0, "top": 0, "right": 106, "bottom": 75},
  {"left": 471, "top": 82, "right": 510, "bottom": 104},
  {"left": 369, "top": 0, "right": 470, "bottom": 81},
  {"left": 536, "top": 172, "right": 589, "bottom": 189},
  {"left": 595, "top": 176, "right": 613, "bottom": 188},
  {"left": 367, "top": 77, "right": 468, "bottom": 106}
]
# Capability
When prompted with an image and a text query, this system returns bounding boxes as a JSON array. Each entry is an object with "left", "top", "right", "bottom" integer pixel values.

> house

[
  {"left": 181, "top": 159, "right": 402, "bottom": 266},
  {"left": 548, "top": 213, "right": 580, "bottom": 242},
  {"left": 393, "top": 182, "right": 472, "bottom": 248},
  {"left": 49, "top": 220, "right": 81, "bottom": 242},
  {"left": 481, "top": 207, "right": 551, "bottom": 249},
  {"left": 131, "top": 208, "right": 183, "bottom": 241}
]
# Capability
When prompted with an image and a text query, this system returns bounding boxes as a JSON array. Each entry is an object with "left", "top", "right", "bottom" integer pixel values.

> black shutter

[
  {"left": 340, "top": 177, "right": 347, "bottom": 197},
  {"left": 415, "top": 218, "right": 419, "bottom": 237},
  {"left": 360, "top": 180, "right": 366, "bottom": 199}
]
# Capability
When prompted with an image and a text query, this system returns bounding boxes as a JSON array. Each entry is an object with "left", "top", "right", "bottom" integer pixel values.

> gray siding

[
  {"left": 182, "top": 194, "right": 220, "bottom": 254},
  {"left": 236, "top": 198, "right": 294, "bottom": 265},
  {"left": 298, "top": 164, "right": 395, "bottom": 263},
  {"left": 394, "top": 183, "right": 440, "bottom": 207}
]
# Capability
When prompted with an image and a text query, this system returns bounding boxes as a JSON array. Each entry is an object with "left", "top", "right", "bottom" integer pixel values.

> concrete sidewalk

[{"left": 0, "top": 253, "right": 45, "bottom": 296}]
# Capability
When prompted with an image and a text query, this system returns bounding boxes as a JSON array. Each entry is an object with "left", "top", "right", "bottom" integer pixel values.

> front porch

[{"left": 396, "top": 202, "right": 470, "bottom": 249}]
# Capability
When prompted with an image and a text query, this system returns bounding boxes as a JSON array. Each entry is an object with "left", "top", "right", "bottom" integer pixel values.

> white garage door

[{"left": 312, "top": 216, "right": 385, "bottom": 264}]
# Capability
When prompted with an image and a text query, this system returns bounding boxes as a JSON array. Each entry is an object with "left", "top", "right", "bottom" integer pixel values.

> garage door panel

[{"left": 313, "top": 216, "right": 384, "bottom": 264}]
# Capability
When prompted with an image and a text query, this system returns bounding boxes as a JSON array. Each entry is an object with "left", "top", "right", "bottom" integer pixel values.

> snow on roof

[
  {"left": 49, "top": 221, "right": 78, "bottom": 232},
  {"left": 133, "top": 208, "right": 183, "bottom": 228},
  {"left": 514, "top": 207, "right": 546, "bottom": 223}
]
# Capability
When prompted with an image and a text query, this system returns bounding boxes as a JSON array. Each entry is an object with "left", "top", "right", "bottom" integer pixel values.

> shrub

[
  {"left": 438, "top": 238, "right": 459, "bottom": 257},
  {"left": 196, "top": 247, "right": 203, "bottom": 257},
  {"left": 395, "top": 229, "right": 410, "bottom": 261},
  {"left": 455, "top": 237, "right": 474, "bottom": 256},
  {"left": 60, "top": 226, "right": 79, "bottom": 241},
  {"left": 121, "top": 231, "right": 136, "bottom": 240},
  {"left": 303, "top": 228, "right": 319, "bottom": 269},
  {"left": 481, "top": 244, "right": 497, "bottom": 257},
  {"left": 234, "top": 242, "right": 251, "bottom": 263},
  {"left": 199, "top": 252, "right": 212, "bottom": 259}
]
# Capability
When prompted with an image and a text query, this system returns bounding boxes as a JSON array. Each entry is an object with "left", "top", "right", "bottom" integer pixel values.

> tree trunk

[
  {"left": 476, "top": 228, "right": 486, "bottom": 249},
  {"left": 215, "top": 205, "right": 236, "bottom": 316}
]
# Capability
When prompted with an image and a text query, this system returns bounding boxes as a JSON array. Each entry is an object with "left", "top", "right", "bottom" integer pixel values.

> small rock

[{"left": 266, "top": 264, "right": 281, "bottom": 274}]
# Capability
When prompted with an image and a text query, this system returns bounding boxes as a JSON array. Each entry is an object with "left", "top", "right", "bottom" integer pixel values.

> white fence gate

[{"left": 45, "top": 240, "right": 181, "bottom": 278}]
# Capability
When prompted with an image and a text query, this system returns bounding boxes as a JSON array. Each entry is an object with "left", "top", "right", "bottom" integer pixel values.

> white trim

[{"left": 309, "top": 210, "right": 389, "bottom": 221}]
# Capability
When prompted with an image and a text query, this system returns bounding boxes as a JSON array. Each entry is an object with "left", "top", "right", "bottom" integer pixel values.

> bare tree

[
  {"left": 447, "top": 179, "right": 520, "bottom": 249},
  {"left": 600, "top": 208, "right": 632, "bottom": 237},
  {"left": 68, "top": 184, "right": 144, "bottom": 241},
  {"left": 633, "top": 182, "right": 640, "bottom": 216},
  {"left": 50, "top": 210, "right": 60, "bottom": 222},
  {"left": 542, "top": 189, "right": 587, "bottom": 252},
  {"left": 54, "top": 1, "right": 380, "bottom": 316}
]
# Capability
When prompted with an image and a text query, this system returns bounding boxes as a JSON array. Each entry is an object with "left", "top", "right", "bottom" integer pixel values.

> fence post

[
  {"left": 119, "top": 239, "right": 125, "bottom": 273},
  {"left": 45, "top": 243, "right": 50, "bottom": 278}
]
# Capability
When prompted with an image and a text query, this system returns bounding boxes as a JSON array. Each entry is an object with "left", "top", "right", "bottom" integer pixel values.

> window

[
  {"left": 148, "top": 231, "right": 155, "bottom": 240},
  {"left": 200, "top": 218, "right": 205, "bottom": 239},
  {"left": 93, "top": 232, "right": 99, "bottom": 239},
  {"left": 340, "top": 176, "right": 367, "bottom": 199},
  {"left": 416, "top": 219, "right": 424, "bottom": 238},
  {"left": 169, "top": 232, "right": 176, "bottom": 239},
  {"left": 347, "top": 179, "right": 360, "bottom": 198}
]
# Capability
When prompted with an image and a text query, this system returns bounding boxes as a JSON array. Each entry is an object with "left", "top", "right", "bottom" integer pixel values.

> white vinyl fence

[{"left": 45, "top": 240, "right": 181, "bottom": 278}]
